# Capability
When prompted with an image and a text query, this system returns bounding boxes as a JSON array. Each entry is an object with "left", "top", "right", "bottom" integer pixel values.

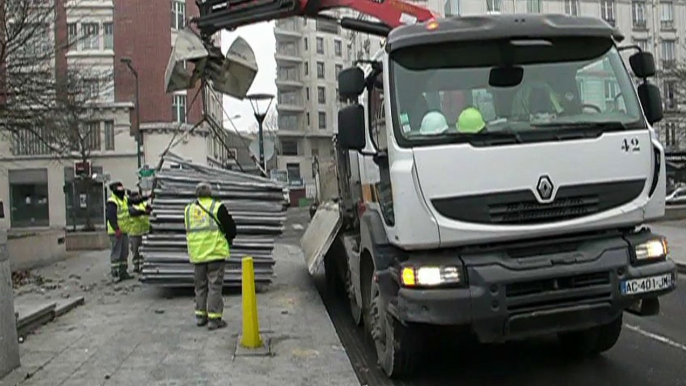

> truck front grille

[
  {"left": 431, "top": 179, "right": 645, "bottom": 225},
  {"left": 505, "top": 271, "right": 611, "bottom": 313},
  {"left": 489, "top": 194, "right": 599, "bottom": 224}
]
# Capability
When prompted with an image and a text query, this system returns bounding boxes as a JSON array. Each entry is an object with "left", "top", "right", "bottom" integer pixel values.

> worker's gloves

[{"left": 115, "top": 229, "right": 122, "bottom": 238}]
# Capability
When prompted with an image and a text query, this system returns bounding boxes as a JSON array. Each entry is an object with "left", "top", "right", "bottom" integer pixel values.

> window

[
  {"left": 601, "top": 0, "right": 615, "bottom": 24},
  {"left": 635, "top": 39, "right": 649, "bottom": 52},
  {"left": 632, "top": 1, "right": 646, "bottom": 27},
  {"left": 281, "top": 139, "right": 298, "bottom": 156},
  {"left": 662, "top": 40, "right": 676, "bottom": 67},
  {"left": 318, "top": 112, "right": 326, "bottom": 129},
  {"left": 527, "top": 0, "right": 540, "bottom": 13},
  {"left": 304, "top": 37, "right": 308, "bottom": 51},
  {"left": 172, "top": 0, "right": 186, "bottom": 30},
  {"left": 173, "top": 94, "right": 187, "bottom": 123},
  {"left": 307, "top": 112, "right": 311, "bottom": 126},
  {"left": 444, "top": 0, "right": 459, "bottom": 16},
  {"left": 604, "top": 80, "right": 620, "bottom": 110},
  {"left": 334, "top": 40, "right": 342, "bottom": 56},
  {"left": 661, "top": 1, "right": 674, "bottom": 29},
  {"left": 335, "top": 64, "right": 342, "bottom": 78},
  {"left": 664, "top": 80, "right": 677, "bottom": 109},
  {"left": 83, "top": 79, "right": 100, "bottom": 100},
  {"left": 306, "top": 87, "right": 310, "bottom": 101},
  {"left": 317, "top": 62, "right": 324, "bottom": 79},
  {"left": 279, "top": 115, "right": 298, "bottom": 130},
  {"left": 84, "top": 122, "right": 101, "bottom": 150},
  {"left": 286, "top": 163, "right": 301, "bottom": 184},
  {"left": 104, "top": 120, "right": 115, "bottom": 150},
  {"left": 9, "top": 169, "right": 50, "bottom": 228},
  {"left": 318, "top": 86, "right": 326, "bottom": 104},
  {"left": 564, "top": 0, "right": 579, "bottom": 16},
  {"left": 103, "top": 22, "right": 113, "bottom": 49},
  {"left": 665, "top": 121, "right": 679, "bottom": 148},
  {"left": 278, "top": 90, "right": 301, "bottom": 105},
  {"left": 277, "top": 41, "right": 299, "bottom": 56},
  {"left": 67, "top": 23, "right": 78, "bottom": 50},
  {"left": 10, "top": 126, "right": 52, "bottom": 156},
  {"left": 316, "top": 37, "right": 324, "bottom": 54},
  {"left": 80, "top": 23, "right": 99, "bottom": 50},
  {"left": 304, "top": 61, "right": 309, "bottom": 75},
  {"left": 486, "top": 0, "right": 501, "bottom": 12}
]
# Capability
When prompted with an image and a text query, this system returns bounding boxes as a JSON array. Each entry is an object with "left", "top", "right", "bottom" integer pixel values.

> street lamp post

[
  {"left": 246, "top": 93, "right": 275, "bottom": 173},
  {"left": 120, "top": 57, "right": 142, "bottom": 170}
]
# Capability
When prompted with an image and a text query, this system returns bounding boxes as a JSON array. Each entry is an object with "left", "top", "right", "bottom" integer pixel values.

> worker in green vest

[
  {"left": 105, "top": 181, "right": 150, "bottom": 282},
  {"left": 128, "top": 191, "right": 152, "bottom": 273},
  {"left": 184, "top": 182, "right": 237, "bottom": 330}
]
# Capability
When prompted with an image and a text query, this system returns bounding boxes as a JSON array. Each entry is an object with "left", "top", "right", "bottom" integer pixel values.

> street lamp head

[{"left": 246, "top": 93, "right": 275, "bottom": 118}]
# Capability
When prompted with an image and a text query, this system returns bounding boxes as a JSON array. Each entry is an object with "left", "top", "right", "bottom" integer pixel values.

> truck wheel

[
  {"left": 346, "top": 267, "right": 363, "bottom": 326},
  {"left": 369, "top": 279, "right": 419, "bottom": 378},
  {"left": 558, "top": 315, "right": 623, "bottom": 357}
]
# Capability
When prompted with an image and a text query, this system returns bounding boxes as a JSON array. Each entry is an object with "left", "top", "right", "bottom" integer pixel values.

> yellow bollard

[{"left": 240, "top": 256, "right": 263, "bottom": 349}]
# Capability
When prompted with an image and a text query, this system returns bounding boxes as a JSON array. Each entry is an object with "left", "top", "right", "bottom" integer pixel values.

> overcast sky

[{"left": 220, "top": 23, "right": 277, "bottom": 132}]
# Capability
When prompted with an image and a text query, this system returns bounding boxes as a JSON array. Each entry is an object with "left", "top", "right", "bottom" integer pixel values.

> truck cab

[{"left": 331, "top": 14, "right": 678, "bottom": 378}]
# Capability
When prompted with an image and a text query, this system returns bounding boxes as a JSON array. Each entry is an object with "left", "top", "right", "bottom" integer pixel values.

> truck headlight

[
  {"left": 635, "top": 238, "right": 668, "bottom": 260},
  {"left": 400, "top": 266, "right": 462, "bottom": 287}
]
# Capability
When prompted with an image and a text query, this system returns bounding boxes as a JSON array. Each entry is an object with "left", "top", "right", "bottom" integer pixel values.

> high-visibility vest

[
  {"left": 129, "top": 203, "right": 151, "bottom": 236},
  {"left": 184, "top": 197, "right": 229, "bottom": 264},
  {"left": 106, "top": 194, "right": 132, "bottom": 235}
]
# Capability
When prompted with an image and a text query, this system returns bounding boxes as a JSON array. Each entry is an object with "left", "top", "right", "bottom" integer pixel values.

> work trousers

[
  {"left": 109, "top": 234, "right": 130, "bottom": 277},
  {"left": 194, "top": 260, "right": 226, "bottom": 320},
  {"left": 130, "top": 235, "right": 143, "bottom": 270}
]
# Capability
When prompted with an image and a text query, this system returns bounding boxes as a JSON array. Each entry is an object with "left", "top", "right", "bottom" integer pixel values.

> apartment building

[{"left": 0, "top": 0, "right": 226, "bottom": 230}]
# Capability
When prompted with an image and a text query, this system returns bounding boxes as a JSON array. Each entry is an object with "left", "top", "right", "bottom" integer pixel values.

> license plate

[{"left": 620, "top": 274, "right": 673, "bottom": 295}]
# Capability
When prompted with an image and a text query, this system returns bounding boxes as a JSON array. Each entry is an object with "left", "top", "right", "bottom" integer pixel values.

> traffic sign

[{"left": 138, "top": 165, "right": 155, "bottom": 178}]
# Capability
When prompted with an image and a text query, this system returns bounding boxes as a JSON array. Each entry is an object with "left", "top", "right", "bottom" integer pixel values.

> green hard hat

[{"left": 457, "top": 107, "right": 485, "bottom": 133}]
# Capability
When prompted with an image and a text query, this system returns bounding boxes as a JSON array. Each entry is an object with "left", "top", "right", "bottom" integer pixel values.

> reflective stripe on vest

[
  {"left": 184, "top": 198, "right": 229, "bottom": 264},
  {"left": 129, "top": 203, "right": 150, "bottom": 236},
  {"left": 107, "top": 194, "right": 131, "bottom": 235}
]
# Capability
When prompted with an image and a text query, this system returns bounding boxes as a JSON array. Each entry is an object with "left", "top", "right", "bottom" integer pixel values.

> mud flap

[
  {"left": 300, "top": 202, "right": 342, "bottom": 275},
  {"left": 165, "top": 28, "right": 258, "bottom": 100}
]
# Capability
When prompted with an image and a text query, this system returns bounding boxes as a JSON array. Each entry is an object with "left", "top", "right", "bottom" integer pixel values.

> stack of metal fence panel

[{"left": 139, "top": 154, "right": 288, "bottom": 288}]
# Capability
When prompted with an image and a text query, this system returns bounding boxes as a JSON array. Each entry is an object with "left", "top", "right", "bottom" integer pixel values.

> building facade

[
  {"left": 273, "top": 0, "right": 686, "bottom": 190},
  {"left": 0, "top": 0, "right": 227, "bottom": 230}
]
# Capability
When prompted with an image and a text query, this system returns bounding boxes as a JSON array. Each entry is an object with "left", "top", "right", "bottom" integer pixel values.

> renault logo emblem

[{"left": 537, "top": 175, "right": 554, "bottom": 201}]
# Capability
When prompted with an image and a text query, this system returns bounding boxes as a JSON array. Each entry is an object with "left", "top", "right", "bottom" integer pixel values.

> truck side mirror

[
  {"left": 338, "top": 104, "right": 366, "bottom": 151},
  {"left": 629, "top": 51, "right": 656, "bottom": 78},
  {"left": 338, "top": 67, "right": 365, "bottom": 100},
  {"left": 637, "top": 82, "right": 663, "bottom": 125}
]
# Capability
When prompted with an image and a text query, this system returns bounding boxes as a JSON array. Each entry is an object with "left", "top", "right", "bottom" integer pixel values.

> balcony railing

[
  {"left": 633, "top": 19, "right": 647, "bottom": 29},
  {"left": 276, "top": 45, "right": 300, "bottom": 57},
  {"left": 661, "top": 20, "right": 675, "bottom": 30}
]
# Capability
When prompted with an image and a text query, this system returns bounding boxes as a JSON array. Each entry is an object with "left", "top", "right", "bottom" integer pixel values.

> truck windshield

[{"left": 389, "top": 38, "right": 644, "bottom": 145}]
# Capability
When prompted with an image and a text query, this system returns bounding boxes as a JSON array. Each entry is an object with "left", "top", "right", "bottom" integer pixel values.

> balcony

[
  {"left": 274, "top": 19, "right": 302, "bottom": 39},
  {"left": 275, "top": 46, "right": 302, "bottom": 63},
  {"left": 633, "top": 19, "right": 648, "bottom": 30},
  {"left": 276, "top": 77, "right": 304, "bottom": 90},
  {"left": 277, "top": 101, "right": 306, "bottom": 113},
  {"left": 661, "top": 20, "right": 676, "bottom": 31}
]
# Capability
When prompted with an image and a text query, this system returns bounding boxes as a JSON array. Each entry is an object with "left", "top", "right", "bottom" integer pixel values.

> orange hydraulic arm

[{"left": 195, "top": 0, "right": 438, "bottom": 36}]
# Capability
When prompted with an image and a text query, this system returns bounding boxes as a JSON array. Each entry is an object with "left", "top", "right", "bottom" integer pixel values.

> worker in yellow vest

[
  {"left": 128, "top": 191, "right": 152, "bottom": 273},
  {"left": 105, "top": 181, "right": 150, "bottom": 282},
  {"left": 184, "top": 182, "right": 237, "bottom": 330}
]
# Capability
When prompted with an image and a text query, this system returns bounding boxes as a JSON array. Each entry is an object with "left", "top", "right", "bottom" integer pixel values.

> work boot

[
  {"left": 207, "top": 319, "right": 227, "bottom": 331},
  {"left": 119, "top": 271, "right": 134, "bottom": 281},
  {"left": 196, "top": 317, "right": 208, "bottom": 327}
]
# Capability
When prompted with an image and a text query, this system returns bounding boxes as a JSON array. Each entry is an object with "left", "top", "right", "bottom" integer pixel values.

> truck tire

[
  {"left": 558, "top": 315, "right": 623, "bottom": 357},
  {"left": 324, "top": 249, "right": 344, "bottom": 296},
  {"left": 369, "top": 279, "right": 420, "bottom": 378}
]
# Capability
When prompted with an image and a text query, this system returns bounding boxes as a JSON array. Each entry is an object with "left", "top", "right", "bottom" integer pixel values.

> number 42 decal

[{"left": 621, "top": 138, "right": 640, "bottom": 153}]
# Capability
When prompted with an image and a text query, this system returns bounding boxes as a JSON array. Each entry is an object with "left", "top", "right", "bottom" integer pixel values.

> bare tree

[
  {"left": 247, "top": 106, "right": 278, "bottom": 134},
  {"left": 0, "top": 0, "right": 116, "bottom": 231}
]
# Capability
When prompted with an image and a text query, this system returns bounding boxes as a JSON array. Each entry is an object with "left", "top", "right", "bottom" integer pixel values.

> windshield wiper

[
  {"left": 531, "top": 121, "right": 631, "bottom": 131},
  {"left": 469, "top": 130, "right": 523, "bottom": 145}
]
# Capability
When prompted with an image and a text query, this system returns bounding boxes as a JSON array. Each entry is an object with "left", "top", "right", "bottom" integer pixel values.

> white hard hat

[{"left": 419, "top": 111, "right": 449, "bottom": 134}]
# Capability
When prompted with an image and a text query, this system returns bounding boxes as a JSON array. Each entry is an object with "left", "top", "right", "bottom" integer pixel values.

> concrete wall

[
  {"left": 66, "top": 232, "right": 109, "bottom": 251},
  {"left": 7, "top": 229, "right": 67, "bottom": 272}
]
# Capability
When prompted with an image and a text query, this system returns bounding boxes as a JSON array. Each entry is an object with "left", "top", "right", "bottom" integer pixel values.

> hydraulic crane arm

[{"left": 195, "top": 0, "right": 439, "bottom": 36}]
